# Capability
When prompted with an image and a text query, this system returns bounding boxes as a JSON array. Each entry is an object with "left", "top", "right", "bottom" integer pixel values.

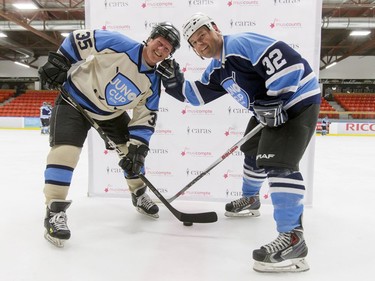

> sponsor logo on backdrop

[
  {"left": 227, "top": 106, "right": 250, "bottom": 115},
  {"left": 144, "top": 21, "right": 164, "bottom": 29},
  {"left": 186, "top": 126, "right": 212, "bottom": 135},
  {"left": 226, "top": 189, "right": 242, "bottom": 197},
  {"left": 155, "top": 127, "right": 174, "bottom": 135},
  {"left": 186, "top": 168, "right": 210, "bottom": 177},
  {"left": 104, "top": 0, "right": 129, "bottom": 8},
  {"left": 224, "top": 127, "right": 245, "bottom": 137},
  {"left": 223, "top": 169, "right": 242, "bottom": 179},
  {"left": 158, "top": 107, "right": 169, "bottom": 113},
  {"left": 188, "top": 0, "right": 215, "bottom": 7},
  {"left": 229, "top": 19, "right": 256, "bottom": 29},
  {"left": 181, "top": 147, "right": 213, "bottom": 157},
  {"left": 104, "top": 184, "right": 129, "bottom": 193},
  {"left": 274, "top": 0, "right": 301, "bottom": 5},
  {"left": 288, "top": 43, "right": 300, "bottom": 50},
  {"left": 106, "top": 166, "right": 123, "bottom": 174},
  {"left": 141, "top": 0, "right": 174, "bottom": 8},
  {"left": 227, "top": 0, "right": 259, "bottom": 7},
  {"left": 149, "top": 148, "right": 169, "bottom": 154},
  {"left": 181, "top": 105, "right": 214, "bottom": 115},
  {"left": 146, "top": 167, "right": 173, "bottom": 177},
  {"left": 225, "top": 189, "right": 270, "bottom": 199},
  {"left": 184, "top": 190, "right": 212, "bottom": 197},
  {"left": 102, "top": 22, "right": 131, "bottom": 31},
  {"left": 270, "top": 18, "right": 302, "bottom": 29},
  {"left": 181, "top": 63, "right": 207, "bottom": 74}
]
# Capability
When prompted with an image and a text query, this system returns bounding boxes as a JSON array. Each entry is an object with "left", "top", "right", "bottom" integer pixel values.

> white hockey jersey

[{"left": 59, "top": 29, "right": 161, "bottom": 146}]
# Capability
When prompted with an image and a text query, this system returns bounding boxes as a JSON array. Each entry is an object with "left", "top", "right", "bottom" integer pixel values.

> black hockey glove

[
  {"left": 253, "top": 100, "right": 288, "bottom": 127},
  {"left": 157, "top": 59, "right": 185, "bottom": 89},
  {"left": 38, "top": 52, "right": 71, "bottom": 89},
  {"left": 118, "top": 144, "right": 149, "bottom": 175}
]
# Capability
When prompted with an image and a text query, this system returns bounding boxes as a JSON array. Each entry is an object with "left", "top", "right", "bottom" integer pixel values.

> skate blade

[
  {"left": 253, "top": 258, "right": 310, "bottom": 273},
  {"left": 136, "top": 207, "right": 159, "bottom": 219},
  {"left": 224, "top": 209, "right": 260, "bottom": 218},
  {"left": 44, "top": 232, "right": 66, "bottom": 248}
]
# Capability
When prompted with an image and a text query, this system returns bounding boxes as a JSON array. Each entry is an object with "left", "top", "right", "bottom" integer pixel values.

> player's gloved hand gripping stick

[{"left": 57, "top": 85, "right": 217, "bottom": 224}]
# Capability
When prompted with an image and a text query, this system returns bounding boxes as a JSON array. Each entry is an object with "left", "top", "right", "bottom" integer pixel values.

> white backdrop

[{"left": 86, "top": 0, "right": 323, "bottom": 205}]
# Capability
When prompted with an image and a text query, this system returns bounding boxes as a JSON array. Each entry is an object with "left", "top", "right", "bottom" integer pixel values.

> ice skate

[
  {"left": 252, "top": 227, "right": 309, "bottom": 273},
  {"left": 131, "top": 186, "right": 159, "bottom": 218},
  {"left": 44, "top": 199, "right": 72, "bottom": 248},
  {"left": 224, "top": 194, "right": 260, "bottom": 217}
]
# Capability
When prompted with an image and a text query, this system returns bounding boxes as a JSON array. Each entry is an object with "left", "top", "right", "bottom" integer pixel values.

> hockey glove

[
  {"left": 118, "top": 144, "right": 149, "bottom": 175},
  {"left": 38, "top": 52, "right": 71, "bottom": 89},
  {"left": 158, "top": 59, "right": 185, "bottom": 89},
  {"left": 253, "top": 100, "right": 288, "bottom": 127}
]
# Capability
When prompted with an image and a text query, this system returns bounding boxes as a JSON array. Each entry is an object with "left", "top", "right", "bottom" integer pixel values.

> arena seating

[
  {"left": 334, "top": 93, "right": 375, "bottom": 119},
  {"left": 0, "top": 90, "right": 58, "bottom": 117},
  {"left": 1, "top": 90, "right": 374, "bottom": 119},
  {"left": 0, "top": 89, "right": 16, "bottom": 103},
  {"left": 319, "top": 97, "right": 340, "bottom": 119}
]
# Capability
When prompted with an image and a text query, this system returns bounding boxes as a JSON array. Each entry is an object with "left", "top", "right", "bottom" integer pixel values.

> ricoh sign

[{"left": 331, "top": 122, "right": 375, "bottom": 135}]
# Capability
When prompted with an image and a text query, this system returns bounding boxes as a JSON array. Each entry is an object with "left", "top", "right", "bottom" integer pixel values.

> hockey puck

[{"left": 183, "top": 222, "right": 193, "bottom": 226}]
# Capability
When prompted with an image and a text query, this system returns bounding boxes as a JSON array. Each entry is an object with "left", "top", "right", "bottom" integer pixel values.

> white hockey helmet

[{"left": 182, "top": 13, "right": 215, "bottom": 42}]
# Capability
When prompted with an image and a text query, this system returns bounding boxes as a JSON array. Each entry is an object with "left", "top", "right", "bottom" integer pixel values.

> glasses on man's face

[{"left": 155, "top": 39, "right": 172, "bottom": 54}]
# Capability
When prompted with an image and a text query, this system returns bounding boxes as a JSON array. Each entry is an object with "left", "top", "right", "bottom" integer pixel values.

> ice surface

[{"left": 0, "top": 129, "right": 374, "bottom": 281}]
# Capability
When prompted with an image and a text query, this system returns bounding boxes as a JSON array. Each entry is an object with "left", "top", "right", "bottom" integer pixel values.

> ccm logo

[{"left": 256, "top": 154, "right": 275, "bottom": 160}]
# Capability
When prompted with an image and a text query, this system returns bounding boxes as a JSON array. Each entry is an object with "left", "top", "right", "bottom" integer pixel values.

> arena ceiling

[{"left": 0, "top": 0, "right": 374, "bottom": 70}]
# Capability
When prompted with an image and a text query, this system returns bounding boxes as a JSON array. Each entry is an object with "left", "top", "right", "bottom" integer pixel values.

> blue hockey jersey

[{"left": 171, "top": 32, "right": 321, "bottom": 115}]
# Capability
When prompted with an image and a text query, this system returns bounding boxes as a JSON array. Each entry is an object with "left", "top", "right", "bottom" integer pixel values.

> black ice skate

[
  {"left": 44, "top": 199, "right": 72, "bottom": 248},
  {"left": 224, "top": 194, "right": 260, "bottom": 217},
  {"left": 131, "top": 186, "right": 159, "bottom": 218},
  {"left": 252, "top": 227, "right": 309, "bottom": 273}
]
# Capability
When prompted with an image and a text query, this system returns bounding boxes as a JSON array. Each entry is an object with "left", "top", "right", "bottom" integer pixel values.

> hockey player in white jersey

[
  {"left": 38, "top": 23, "right": 180, "bottom": 247},
  {"left": 161, "top": 13, "right": 320, "bottom": 273},
  {"left": 39, "top": 101, "right": 52, "bottom": 134}
]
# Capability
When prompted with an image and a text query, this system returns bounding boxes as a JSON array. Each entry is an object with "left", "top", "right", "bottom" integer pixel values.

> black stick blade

[{"left": 179, "top": 211, "right": 218, "bottom": 223}]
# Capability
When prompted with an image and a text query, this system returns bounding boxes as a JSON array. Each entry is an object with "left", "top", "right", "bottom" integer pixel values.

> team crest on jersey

[
  {"left": 221, "top": 75, "right": 250, "bottom": 108},
  {"left": 105, "top": 73, "right": 141, "bottom": 106}
]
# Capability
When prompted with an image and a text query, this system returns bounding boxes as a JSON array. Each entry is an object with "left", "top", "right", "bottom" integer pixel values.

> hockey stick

[
  {"left": 167, "top": 123, "right": 264, "bottom": 203},
  {"left": 57, "top": 85, "right": 217, "bottom": 224}
]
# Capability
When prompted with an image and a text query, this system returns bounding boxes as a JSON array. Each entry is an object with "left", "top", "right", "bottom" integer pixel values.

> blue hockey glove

[
  {"left": 118, "top": 144, "right": 149, "bottom": 175},
  {"left": 253, "top": 100, "right": 288, "bottom": 127}
]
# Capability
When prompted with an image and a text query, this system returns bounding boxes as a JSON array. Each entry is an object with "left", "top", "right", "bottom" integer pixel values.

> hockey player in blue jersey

[
  {"left": 40, "top": 101, "right": 52, "bottom": 134},
  {"left": 160, "top": 13, "right": 320, "bottom": 273},
  {"left": 38, "top": 23, "right": 180, "bottom": 247}
]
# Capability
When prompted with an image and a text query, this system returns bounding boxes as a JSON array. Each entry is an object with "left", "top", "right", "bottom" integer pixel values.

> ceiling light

[
  {"left": 14, "top": 61, "right": 30, "bottom": 68},
  {"left": 349, "top": 30, "right": 371, "bottom": 36},
  {"left": 325, "top": 62, "right": 337, "bottom": 69},
  {"left": 0, "top": 32, "right": 7, "bottom": 37},
  {"left": 61, "top": 32, "right": 70, "bottom": 37},
  {"left": 12, "top": 3, "right": 38, "bottom": 10}
]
